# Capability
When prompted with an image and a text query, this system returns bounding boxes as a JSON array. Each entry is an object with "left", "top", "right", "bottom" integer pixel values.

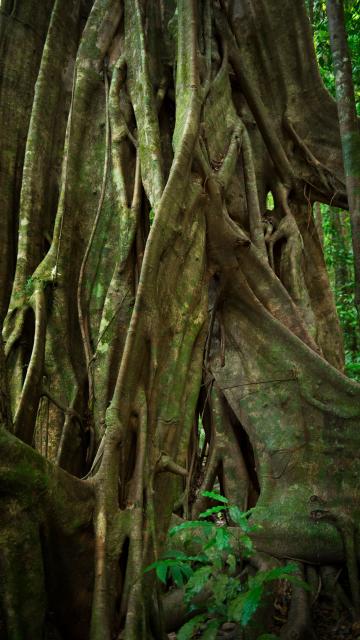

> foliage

[
  {"left": 320, "top": 205, "right": 360, "bottom": 379},
  {"left": 145, "top": 493, "right": 307, "bottom": 639},
  {"left": 310, "top": 3, "right": 360, "bottom": 380},
  {"left": 309, "top": 0, "right": 360, "bottom": 113}
]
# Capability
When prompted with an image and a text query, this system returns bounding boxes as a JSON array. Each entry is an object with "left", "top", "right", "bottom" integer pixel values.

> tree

[
  {"left": 326, "top": 0, "right": 360, "bottom": 322},
  {"left": 0, "top": 1, "right": 359, "bottom": 639},
  {"left": 309, "top": 0, "right": 360, "bottom": 380},
  {"left": 320, "top": 205, "right": 359, "bottom": 377}
]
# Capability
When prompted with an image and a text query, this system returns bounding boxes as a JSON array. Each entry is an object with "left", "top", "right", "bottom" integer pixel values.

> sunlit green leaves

[
  {"left": 228, "top": 584, "right": 263, "bottom": 626},
  {"left": 144, "top": 492, "right": 302, "bottom": 638},
  {"left": 201, "top": 490, "right": 229, "bottom": 503},
  {"left": 144, "top": 556, "right": 193, "bottom": 586},
  {"left": 199, "top": 505, "right": 229, "bottom": 518},
  {"left": 320, "top": 205, "right": 360, "bottom": 380},
  {"left": 200, "top": 620, "right": 221, "bottom": 640},
  {"left": 310, "top": 0, "right": 360, "bottom": 114},
  {"left": 169, "top": 519, "right": 214, "bottom": 537},
  {"left": 177, "top": 614, "right": 207, "bottom": 640},
  {"left": 184, "top": 566, "right": 213, "bottom": 605}
]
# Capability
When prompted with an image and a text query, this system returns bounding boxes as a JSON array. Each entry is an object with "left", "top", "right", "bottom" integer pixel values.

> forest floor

[
  {"left": 167, "top": 581, "right": 360, "bottom": 639},
  {"left": 311, "top": 599, "right": 360, "bottom": 640},
  {"left": 272, "top": 596, "right": 360, "bottom": 640},
  {"left": 272, "top": 578, "right": 360, "bottom": 640}
]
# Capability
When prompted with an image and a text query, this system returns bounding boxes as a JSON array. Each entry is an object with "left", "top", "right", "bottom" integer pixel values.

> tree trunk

[
  {"left": 332, "top": 208, "right": 351, "bottom": 292},
  {"left": 308, "top": 0, "right": 314, "bottom": 25},
  {"left": 314, "top": 202, "right": 324, "bottom": 248},
  {"left": 326, "top": 0, "right": 360, "bottom": 322},
  {"left": 329, "top": 207, "right": 359, "bottom": 362},
  {"left": 0, "top": 1, "right": 360, "bottom": 638}
]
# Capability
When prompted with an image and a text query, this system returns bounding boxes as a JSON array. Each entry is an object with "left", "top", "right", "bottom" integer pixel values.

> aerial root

[
  {"left": 3, "top": 304, "right": 27, "bottom": 358},
  {"left": 320, "top": 565, "right": 356, "bottom": 618},
  {"left": 156, "top": 452, "right": 188, "bottom": 477},
  {"left": 280, "top": 562, "right": 316, "bottom": 640},
  {"left": 14, "top": 287, "right": 46, "bottom": 443},
  {"left": 310, "top": 498, "right": 360, "bottom": 618},
  {"left": 283, "top": 115, "right": 342, "bottom": 195},
  {"left": 77, "top": 59, "right": 111, "bottom": 409}
]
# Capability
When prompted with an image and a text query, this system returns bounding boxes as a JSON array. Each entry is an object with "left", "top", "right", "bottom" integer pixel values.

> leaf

[
  {"left": 171, "top": 565, "right": 185, "bottom": 587},
  {"left": 165, "top": 560, "right": 194, "bottom": 587},
  {"left": 228, "top": 506, "right": 256, "bottom": 533},
  {"left": 228, "top": 583, "right": 264, "bottom": 626},
  {"left": 145, "top": 558, "right": 194, "bottom": 586},
  {"left": 204, "top": 536, "right": 217, "bottom": 551},
  {"left": 281, "top": 574, "right": 311, "bottom": 591},
  {"left": 185, "top": 566, "right": 212, "bottom": 603},
  {"left": 252, "top": 563, "right": 296, "bottom": 586},
  {"left": 257, "top": 635, "right": 279, "bottom": 639},
  {"left": 214, "top": 527, "right": 230, "bottom": 551},
  {"left": 239, "top": 533, "right": 254, "bottom": 556},
  {"left": 211, "top": 573, "right": 229, "bottom": 606},
  {"left": 201, "top": 491, "right": 229, "bottom": 504},
  {"left": 177, "top": 614, "right": 207, "bottom": 640},
  {"left": 199, "top": 505, "right": 229, "bottom": 518},
  {"left": 155, "top": 561, "right": 168, "bottom": 584},
  {"left": 226, "top": 553, "right": 236, "bottom": 573},
  {"left": 228, "top": 592, "right": 246, "bottom": 622},
  {"left": 241, "top": 584, "right": 263, "bottom": 626},
  {"left": 186, "top": 553, "right": 209, "bottom": 563},
  {"left": 201, "top": 619, "right": 221, "bottom": 639},
  {"left": 178, "top": 562, "right": 194, "bottom": 580},
  {"left": 228, "top": 505, "right": 246, "bottom": 525},
  {"left": 251, "top": 564, "right": 310, "bottom": 591},
  {"left": 212, "top": 554, "right": 223, "bottom": 570},
  {"left": 224, "top": 576, "right": 242, "bottom": 600},
  {"left": 143, "top": 561, "right": 158, "bottom": 574}
]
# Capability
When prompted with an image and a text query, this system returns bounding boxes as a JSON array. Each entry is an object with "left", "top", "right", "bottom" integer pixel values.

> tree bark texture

[
  {"left": 326, "top": 0, "right": 360, "bottom": 320},
  {"left": 0, "top": 1, "right": 359, "bottom": 638}
]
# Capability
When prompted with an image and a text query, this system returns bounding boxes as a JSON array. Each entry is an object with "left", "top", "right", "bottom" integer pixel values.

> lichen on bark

[{"left": 0, "top": 1, "right": 360, "bottom": 638}]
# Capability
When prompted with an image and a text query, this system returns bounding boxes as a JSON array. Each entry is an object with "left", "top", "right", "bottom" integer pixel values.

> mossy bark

[{"left": 0, "top": 1, "right": 359, "bottom": 638}]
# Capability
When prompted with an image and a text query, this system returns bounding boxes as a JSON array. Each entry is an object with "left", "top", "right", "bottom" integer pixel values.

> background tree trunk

[{"left": 327, "top": 0, "right": 360, "bottom": 322}]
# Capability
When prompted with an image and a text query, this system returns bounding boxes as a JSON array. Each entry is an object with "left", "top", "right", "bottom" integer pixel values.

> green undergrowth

[
  {"left": 310, "top": 1, "right": 360, "bottom": 381},
  {"left": 145, "top": 492, "right": 307, "bottom": 639},
  {"left": 311, "top": 0, "right": 360, "bottom": 114},
  {"left": 320, "top": 205, "right": 360, "bottom": 380}
]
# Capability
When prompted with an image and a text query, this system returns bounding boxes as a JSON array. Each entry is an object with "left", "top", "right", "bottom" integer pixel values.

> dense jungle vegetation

[{"left": 310, "top": 0, "right": 360, "bottom": 380}]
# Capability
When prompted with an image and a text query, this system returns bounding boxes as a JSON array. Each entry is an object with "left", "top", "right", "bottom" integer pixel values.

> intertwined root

[{"left": 0, "top": 0, "right": 359, "bottom": 638}]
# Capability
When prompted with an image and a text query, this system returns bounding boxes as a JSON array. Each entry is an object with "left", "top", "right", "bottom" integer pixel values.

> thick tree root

[
  {"left": 1, "top": 0, "right": 360, "bottom": 638},
  {"left": 280, "top": 563, "right": 316, "bottom": 640},
  {"left": 0, "top": 427, "right": 94, "bottom": 639}
]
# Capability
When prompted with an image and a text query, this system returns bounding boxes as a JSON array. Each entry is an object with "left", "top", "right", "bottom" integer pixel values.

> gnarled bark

[{"left": 0, "top": 1, "right": 359, "bottom": 638}]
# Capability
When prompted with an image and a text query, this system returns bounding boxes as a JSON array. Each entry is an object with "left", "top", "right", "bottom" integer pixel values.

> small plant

[{"left": 145, "top": 492, "right": 307, "bottom": 639}]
